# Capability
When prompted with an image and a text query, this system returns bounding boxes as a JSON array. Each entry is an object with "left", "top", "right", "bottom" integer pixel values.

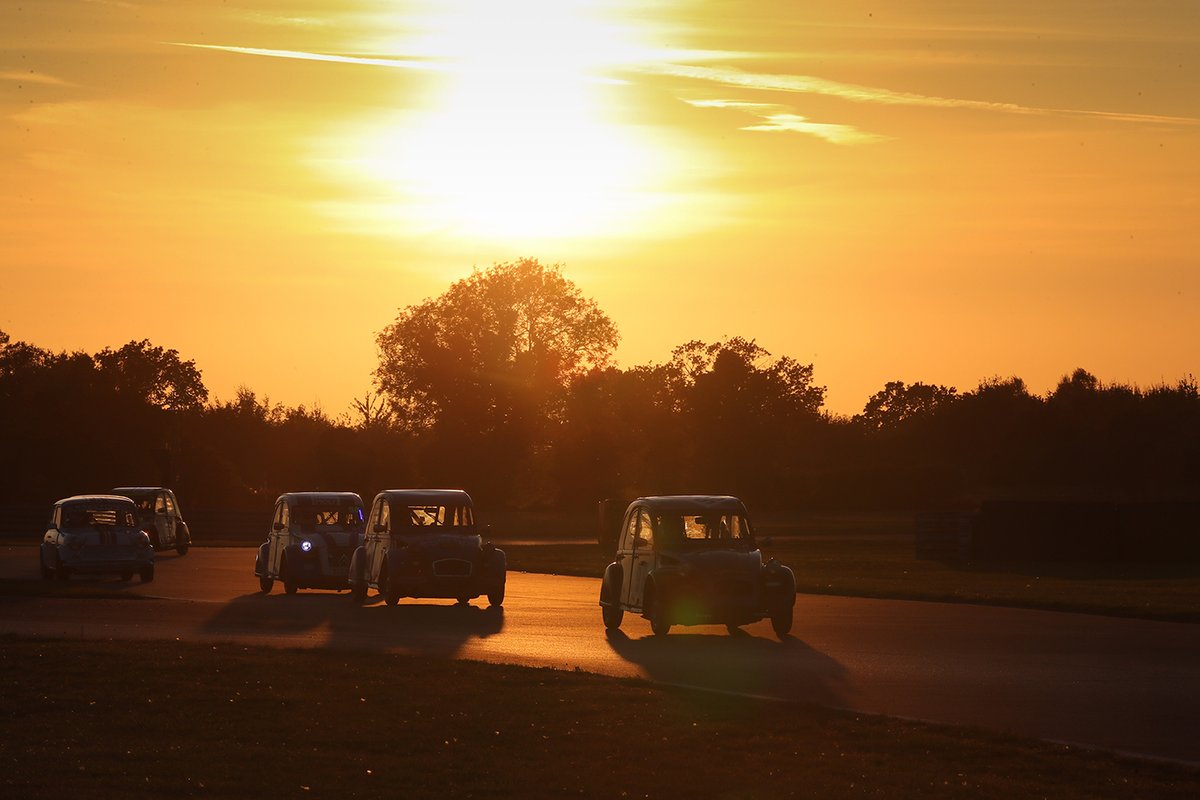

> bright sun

[{"left": 335, "top": 0, "right": 673, "bottom": 241}]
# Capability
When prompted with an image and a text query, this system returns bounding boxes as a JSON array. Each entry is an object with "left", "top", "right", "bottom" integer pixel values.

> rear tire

[
  {"left": 350, "top": 582, "right": 366, "bottom": 604},
  {"left": 139, "top": 565, "right": 154, "bottom": 583},
  {"left": 456, "top": 596, "right": 471, "bottom": 606},
  {"left": 771, "top": 604, "right": 794, "bottom": 638},
  {"left": 259, "top": 574, "right": 274, "bottom": 593},
  {"left": 487, "top": 582, "right": 505, "bottom": 608},
  {"left": 120, "top": 571, "right": 134, "bottom": 582},
  {"left": 39, "top": 551, "right": 52, "bottom": 580},
  {"left": 647, "top": 587, "right": 671, "bottom": 636}
]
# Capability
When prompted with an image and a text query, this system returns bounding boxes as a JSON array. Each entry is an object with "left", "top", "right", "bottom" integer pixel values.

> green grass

[
  {"left": 498, "top": 510, "right": 1200, "bottom": 622},
  {"left": 1, "top": 637, "right": 1196, "bottom": 799}
]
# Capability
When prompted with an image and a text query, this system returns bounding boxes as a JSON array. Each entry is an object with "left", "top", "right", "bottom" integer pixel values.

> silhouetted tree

[
  {"left": 856, "top": 381, "right": 958, "bottom": 430},
  {"left": 374, "top": 258, "right": 618, "bottom": 501},
  {"left": 94, "top": 339, "right": 208, "bottom": 411}
]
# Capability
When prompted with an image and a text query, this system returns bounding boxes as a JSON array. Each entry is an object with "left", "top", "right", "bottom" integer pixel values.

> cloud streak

[
  {"left": 685, "top": 99, "right": 888, "bottom": 145},
  {"left": 166, "top": 43, "right": 440, "bottom": 71},
  {"left": 653, "top": 63, "right": 1200, "bottom": 126}
]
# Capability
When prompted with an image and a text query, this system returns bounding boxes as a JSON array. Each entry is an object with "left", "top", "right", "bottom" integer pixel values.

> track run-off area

[{"left": 2, "top": 546, "right": 1198, "bottom": 764}]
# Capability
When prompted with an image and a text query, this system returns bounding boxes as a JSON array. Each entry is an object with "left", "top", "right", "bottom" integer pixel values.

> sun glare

[{"left": 332, "top": 0, "right": 674, "bottom": 241}]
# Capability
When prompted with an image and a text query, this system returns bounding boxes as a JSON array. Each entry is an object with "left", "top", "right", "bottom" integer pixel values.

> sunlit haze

[{"left": 2, "top": 1, "right": 1197, "bottom": 414}]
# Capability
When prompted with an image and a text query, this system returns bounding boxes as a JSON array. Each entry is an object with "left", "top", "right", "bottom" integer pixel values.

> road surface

[{"left": 2, "top": 546, "right": 1198, "bottom": 764}]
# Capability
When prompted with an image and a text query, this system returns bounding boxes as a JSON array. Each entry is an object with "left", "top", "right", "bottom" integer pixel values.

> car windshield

[
  {"left": 396, "top": 504, "right": 474, "bottom": 530},
  {"left": 116, "top": 492, "right": 155, "bottom": 512},
  {"left": 63, "top": 504, "right": 138, "bottom": 528},
  {"left": 655, "top": 512, "right": 754, "bottom": 551},
  {"left": 291, "top": 503, "right": 364, "bottom": 531}
]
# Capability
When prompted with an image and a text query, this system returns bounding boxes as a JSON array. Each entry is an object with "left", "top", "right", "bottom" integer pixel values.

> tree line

[{"left": 2, "top": 259, "right": 1197, "bottom": 512}]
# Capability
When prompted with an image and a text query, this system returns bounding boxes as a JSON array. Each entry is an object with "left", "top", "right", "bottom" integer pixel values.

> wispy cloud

[
  {"left": 0, "top": 71, "right": 74, "bottom": 87},
  {"left": 655, "top": 63, "right": 1200, "bottom": 126},
  {"left": 684, "top": 99, "right": 888, "bottom": 145},
  {"left": 166, "top": 43, "right": 440, "bottom": 71}
]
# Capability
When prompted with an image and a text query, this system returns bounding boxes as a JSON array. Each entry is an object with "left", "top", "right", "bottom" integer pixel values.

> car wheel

[
  {"left": 350, "top": 581, "right": 366, "bottom": 604},
  {"left": 600, "top": 577, "right": 623, "bottom": 630},
  {"left": 726, "top": 623, "right": 741, "bottom": 635},
  {"left": 259, "top": 573, "right": 274, "bottom": 593},
  {"left": 54, "top": 553, "right": 71, "bottom": 582},
  {"left": 456, "top": 596, "right": 471, "bottom": 606},
  {"left": 120, "top": 570, "right": 134, "bottom": 582},
  {"left": 282, "top": 557, "right": 298, "bottom": 595},
  {"left": 771, "top": 604, "right": 794, "bottom": 639},
  {"left": 175, "top": 524, "right": 190, "bottom": 556},
  {"left": 139, "top": 565, "right": 155, "bottom": 583},
  {"left": 487, "top": 582, "right": 505, "bottom": 608},
  {"left": 39, "top": 551, "right": 52, "bottom": 581},
  {"left": 379, "top": 567, "right": 399, "bottom": 606},
  {"left": 647, "top": 588, "right": 671, "bottom": 636}
]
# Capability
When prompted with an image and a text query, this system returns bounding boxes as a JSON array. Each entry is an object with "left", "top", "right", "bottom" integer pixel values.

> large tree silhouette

[{"left": 374, "top": 258, "right": 618, "bottom": 498}]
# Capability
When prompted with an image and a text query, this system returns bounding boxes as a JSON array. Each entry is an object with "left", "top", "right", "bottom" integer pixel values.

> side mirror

[
  {"left": 373, "top": 523, "right": 387, "bottom": 534},
  {"left": 272, "top": 522, "right": 283, "bottom": 532}
]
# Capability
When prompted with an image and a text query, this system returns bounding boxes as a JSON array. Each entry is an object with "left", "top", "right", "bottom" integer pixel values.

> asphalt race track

[{"left": 3, "top": 546, "right": 1199, "bottom": 764}]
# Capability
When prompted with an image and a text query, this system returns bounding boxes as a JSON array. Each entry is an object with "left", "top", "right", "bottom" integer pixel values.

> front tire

[
  {"left": 175, "top": 523, "right": 190, "bottom": 556},
  {"left": 120, "top": 570, "right": 134, "bottom": 582},
  {"left": 647, "top": 587, "right": 671, "bottom": 636},
  {"left": 600, "top": 575, "right": 623, "bottom": 630},
  {"left": 39, "top": 551, "right": 52, "bottom": 580},
  {"left": 139, "top": 565, "right": 154, "bottom": 583},
  {"left": 487, "top": 582, "right": 505, "bottom": 608},
  {"left": 282, "top": 557, "right": 298, "bottom": 595},
  {"left": 350, "top": 582, "right": 366, "bottom": 604},
  {"left": 259, "top": 573, "right": 274, "bottom": 593},
  {"left": 379, "top": 566, "right": 399, "bottom": 606},
  {"left": 771, "top": 604, "right": 794, "bottom": 638}
]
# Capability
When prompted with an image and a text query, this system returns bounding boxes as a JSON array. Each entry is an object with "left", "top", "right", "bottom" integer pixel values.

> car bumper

[
  {"left": 60, "top": 555, "right": 153, "bottom": 575},
  {"left": 388, "top": 573, "right": 503, "bottom": 600}
]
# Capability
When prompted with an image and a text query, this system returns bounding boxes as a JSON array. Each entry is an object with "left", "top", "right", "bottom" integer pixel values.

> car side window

[
  {"left": 379, "top": 500, "right": 390, "bottom": 532},
  {"left": 280, "top": 502, "right": 290, "bottom": 529},
  {"left": 635, "top": 509, "right": 654, "bottom": 551},
  {"left": 164, "top": 493, "right": 176, "bottom": 516},
  {"left": 620, "top": 510, "right": 638, "bottom": 552},
  {"left": 155, "top": 493, "right": 168, "bottom": 514}
]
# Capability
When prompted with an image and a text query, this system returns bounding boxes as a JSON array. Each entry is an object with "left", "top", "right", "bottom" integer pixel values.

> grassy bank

[
  {"left": 2, "top": 637, "right": 1196, "bottom": 799},
  {"left": 498, "top": 514, "right": 1200, "bottom": 623}
]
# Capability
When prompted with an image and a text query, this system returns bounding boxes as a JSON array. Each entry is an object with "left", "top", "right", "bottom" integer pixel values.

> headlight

[{"left": 300, "top": 540, "right": 313, "bottom": 553}]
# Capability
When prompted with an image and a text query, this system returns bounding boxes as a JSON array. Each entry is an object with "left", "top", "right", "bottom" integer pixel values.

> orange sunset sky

[{"left": 2, "top": 0, "right": 1197, "bottom": 415}]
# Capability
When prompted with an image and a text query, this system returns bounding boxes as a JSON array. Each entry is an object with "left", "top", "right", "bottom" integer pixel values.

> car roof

[
  {"left": 57, "top": 494, "right": 139, "bottom": 507},
  {"left": 377, "top": 489, "right": 474, "bottom": 506},
  {"left": 633, "top": 495, "right": 748, "bottom": 514},
  {"left": 277, "top": 492, "right": 364, "bottom": 506}
]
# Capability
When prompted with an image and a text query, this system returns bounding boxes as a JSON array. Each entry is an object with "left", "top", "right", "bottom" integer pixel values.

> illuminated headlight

[{"left": 300, "top": 540, "right": 314, "bottom": 553}]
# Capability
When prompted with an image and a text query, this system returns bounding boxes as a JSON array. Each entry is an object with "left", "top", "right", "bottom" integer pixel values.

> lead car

[
  {"left": 348, "top": 489, "right": 506, "bottom": 607},
  {"left": 598, "top": 496, "right": 796, "bottom": 638}
]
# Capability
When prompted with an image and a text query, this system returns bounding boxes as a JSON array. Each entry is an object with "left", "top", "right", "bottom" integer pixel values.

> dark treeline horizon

[{"left": 2, "top": 260, "right": 1198, "bottom": 514}]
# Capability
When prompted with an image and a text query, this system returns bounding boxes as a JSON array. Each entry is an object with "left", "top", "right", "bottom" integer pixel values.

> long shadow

[
  {"left": 604, "top": 624, "right": 848, "bottom": 709},
  {"left": 200, "top": 590, "right": 505, "bottom": 658}
]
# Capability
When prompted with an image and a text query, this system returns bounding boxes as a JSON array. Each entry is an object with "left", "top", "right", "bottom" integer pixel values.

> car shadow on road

[
  {"left": 200, "top": 591, "right": 505, "bottom": 658},
  {"left": 604, "top": 626, "right": 848, "bottom": 708}
]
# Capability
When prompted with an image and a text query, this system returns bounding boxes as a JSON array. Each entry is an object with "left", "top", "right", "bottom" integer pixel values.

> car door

[
  {"left": 618, "top": 507, "right": 639, "bottom": 607},
  {"left": 628, "top": 508, "right": 655, "bottom": 610},
  {"left": 366, "top": 498, "right": 391, "bottom": 584},
  {"left": 268, "top": 501, "right": 288, "bottom": 575},
  {"left": 154, "top": 492, "right": 174, "bottom": 547},
  {"left": 159, "top": 491, "right": 178, "bottom": 547}
]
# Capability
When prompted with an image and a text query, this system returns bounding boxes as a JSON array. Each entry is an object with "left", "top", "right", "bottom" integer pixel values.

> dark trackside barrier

[{"left": 918, "top": 501, "right": 1200, "bottom": 563}]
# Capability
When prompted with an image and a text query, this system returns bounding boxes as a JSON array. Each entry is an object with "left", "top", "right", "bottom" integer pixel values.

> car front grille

[{"left": 432, "top": 558, "right": 473, "bottom": 577}]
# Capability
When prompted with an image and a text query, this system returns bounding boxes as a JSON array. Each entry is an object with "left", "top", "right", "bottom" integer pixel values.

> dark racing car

[
  {"left": 254, "top": 492, "right": 365, "bottom": 594},
  {"left": 348, "top": 489, "right": 505, "bottom": 607},
  {"left": 598, "top": 495, "right": 795, "bottom": 638}
]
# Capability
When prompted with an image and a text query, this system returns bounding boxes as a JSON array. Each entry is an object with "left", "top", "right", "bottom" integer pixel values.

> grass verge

[{"left": 2, "top": 636, "right": 1196, "bottom": 799}]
